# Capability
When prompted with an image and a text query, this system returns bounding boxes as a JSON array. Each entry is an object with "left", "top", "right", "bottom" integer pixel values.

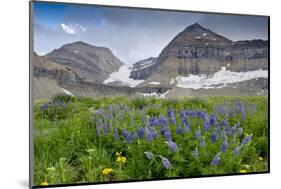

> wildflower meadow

[{"left": 33, "top": 95, "right": 268, "bottom": 186}]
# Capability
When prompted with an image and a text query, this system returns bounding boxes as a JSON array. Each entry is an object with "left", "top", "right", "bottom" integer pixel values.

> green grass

[{"left": 33, "top": 95, "right": 269, "bottom": 186}]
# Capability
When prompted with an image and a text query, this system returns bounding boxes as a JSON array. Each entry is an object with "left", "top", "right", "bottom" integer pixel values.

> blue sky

[{"left": 33, "top": 1, "right": 268, "bottom": 64}]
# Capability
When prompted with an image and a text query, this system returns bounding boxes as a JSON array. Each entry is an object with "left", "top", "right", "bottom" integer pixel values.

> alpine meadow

[{"left": 31, "top": 1, "right": 269, "bottom": 187}]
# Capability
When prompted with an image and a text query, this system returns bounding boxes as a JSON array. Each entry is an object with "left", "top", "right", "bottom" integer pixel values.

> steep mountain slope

[
  {"left": 46, "top": 41, "right": 123, "bottom": 82},
  {"left": 136, "top": 23, "right": 268, "bottom": 87},
  {"left": 32, "top": 53, "right": 78, "bottom": 100},
  {"left": 33, "top": 53, "right": 169, "bottom": 100}
]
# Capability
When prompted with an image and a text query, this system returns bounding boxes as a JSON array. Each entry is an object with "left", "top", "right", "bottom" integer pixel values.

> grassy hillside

[{"left": 33, "top": 95, "right": 269, "bottom": 186}]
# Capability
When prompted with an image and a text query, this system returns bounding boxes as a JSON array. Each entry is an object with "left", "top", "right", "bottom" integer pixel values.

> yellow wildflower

[
  {"left": 116, "top": 156, "right": 127, "bottom": 164},
  {"left": 102, "top": 168, "right": 113, "bottom": 176},
  {"left": 239, "top": 169, "right": 247, "bottom": 173},
  {"left": 258, "top": 157, "right": 264, "bottom": 161},
  {"left": 115, "top": 152, "right": 122, "bottom": 157},
  {"left": 40, "top": 181, "right": 48, "bottom": 186}
]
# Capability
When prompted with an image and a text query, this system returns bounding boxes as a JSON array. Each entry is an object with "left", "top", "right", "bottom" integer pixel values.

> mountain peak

[{"left": 184, "top": 23, "right": 208, "bottom": 32}]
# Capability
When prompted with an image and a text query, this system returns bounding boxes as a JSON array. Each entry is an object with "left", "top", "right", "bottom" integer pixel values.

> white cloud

[
  {"left": 80, "top": 25, "right": 87, "bottom": 32},
  {"left": 61, "top": 23, "right": 76, "bottom": 34},
  {"left": 60, "top": 23, "right": 87, "bottom": 34}
]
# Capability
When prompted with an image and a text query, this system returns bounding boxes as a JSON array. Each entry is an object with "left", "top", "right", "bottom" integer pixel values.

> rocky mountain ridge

[{"left": 33, "top": 23, "right": 268, "bottom": 100}]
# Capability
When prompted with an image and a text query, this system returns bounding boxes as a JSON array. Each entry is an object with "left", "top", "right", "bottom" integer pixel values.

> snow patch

[
  {"left": 148, "top": 81, "right": 161, "bottom": 85},
  {"left": 169, "top": 78, "right": 175, "bottom": 85},
  {"left": 134, "top": 58, "right": 157, "bottom": 70},
  {"left": 203, "top": 33, "right": 207, "bottom": 36},
  {"left": 175, "top": 68, "right": 268, "bottom": 89},
  {"left": 195, "top": 36, "right": 201, "bottom": 39},
  {"left": 60, "top": 87, "right": 74, "bottom": 96},
  {"left": 160, "top": 90, "right": 170, "bottom": 98},
  {"left": 103, "top": 65, "right": 144, "bottom": 87},
  {"left": 139, "top": 90, "right": 170, "bottom": 99},
  {"left": 74, "top": 50, "right": 79, "bottom": 53}
]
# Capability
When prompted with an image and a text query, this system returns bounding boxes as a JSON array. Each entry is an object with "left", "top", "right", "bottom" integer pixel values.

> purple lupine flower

[
  {"left": 192, "top": 148, "right": 199, "bottom": 158},
  {"left": 149, "top": 116, "right": 157, "bottom": 126},
  {"left": 176, "top": 125, "right": 183, "bottom": 135},
  {"left": 220, "top": 141, "right": 228, "bottom": 153},
  {"left": 216, "top": 105, "right": 227, "bottom": 116},
  {"left": 204, "top": 120, "right": 210, "bottom": 131},
  {"left": 211, "top": 131, "right": 218, "bottom": 143},
  {"left": 197, "top": 110, "right": 206, "bottom": 119},
  {"left": 138, "top": 127, "right": 145, "bottom": 138},
  {"left": 221, "top": 118, "right": 228, "bottom": 127},
  {"left": 167, "top": 109, "right": 174, "bottom": 117},
  {"left": 200, "top": 138, "right": 206, "bottom": 148},
  {"left": 122, "top": 129, "right": 133, "bottom": 143},
  {"left": 211, "top": 155, "right": 221, "bottom": 166},
  {"left": 40, "top": 103, "right": 49, "bottom": 111},
  {"left": 236, "top": 99, "right": 243, "bottom": 113},
  {"left": 152, "top": 129, "right": 158, "bottom": 139},
  {"left": 160, "top": 156, "right": 172, "bottom": 169},
  {"left": 145, "top": 129, "right": 153, "bottom": 143},
  {"left": 233, "top": 146, "right": 241, "bottom": 156},
  {"left": 209, "top": 115, "right": 217, "bottom": 126},
  {"left": 242, "top": 134, "right": 253, "bottom": 145},
  {"left": 160, "top": 126, "right": 168, "bottom": 136},
  {"left": 103, "top": 123, "right": 108, "bottom": 135},
  {"left": 241, "top": 109, "right": 247, "bottom": 120},
  {"left": 180, "top": 110, "right": 188, "bottom": 124},
  {"left": 98, "top": 118, "right": 103, "bottom": 125},
  {"left": 229, "top": 103, "right": 235, "bottom": 117},
  {"left": 159, "top": 116, "right": 168, "bottom": 127},
  {"left": 238, "top": 127, "right": 243, "bottom": 136},
  {"left": 170, "top": 113, "right": 176, "bottom": 125},
  {"left": 144, "top": 152, "right": 154, "bottom": 160},
  {"left": 114, "top": 128, "right": 119, "bottom": 141},
  {"left": 195, "top": 128, "right": 201, "bottom": 139},
  {"left": 183, "top": 122, "right": 190, "bottom": 133},
  {"left": 133, "top": 132, "right": 139, "bottom": 140},
  {"left": 107, "top": 113, "right": 112, "bottom": 120},
  {"left": 164, "top": 130, "right": 172, "bottom": 141},
  {"left": 99, "top": 109, "right": 105, "bottom": 117},
  {"left": 221, "top": 131, "right": 227, "bottom": 142},
  {"left": 166, "top": 141, "right": 178, "bottom": 152},
  {"left": 230, "top": 125, "right": 237, "bottom": 135}
]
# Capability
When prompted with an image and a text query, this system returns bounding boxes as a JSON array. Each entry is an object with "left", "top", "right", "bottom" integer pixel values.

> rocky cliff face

[
  {"left": 33, "top": 53, "right": 81, "bottom": 85},
  {"left": 131, "top": 23, "right": 268, "bottom": 84},
  {"left": 129, "top": 57, "right": 158, "bottom": 80},
  {"left": 46, "top": 41, "right": 123, "bottom": 83}
]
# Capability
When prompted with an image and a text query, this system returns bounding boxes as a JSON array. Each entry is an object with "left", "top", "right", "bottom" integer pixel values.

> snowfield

[
  {"left": 103, "top": 65, "right": 144, "bottom": 87},
  {"left": 176, "top": 67, "right": 268, "bottom": 89},
  {"left": 60, "top": 87, "right": 74, "bottom": 96}
]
